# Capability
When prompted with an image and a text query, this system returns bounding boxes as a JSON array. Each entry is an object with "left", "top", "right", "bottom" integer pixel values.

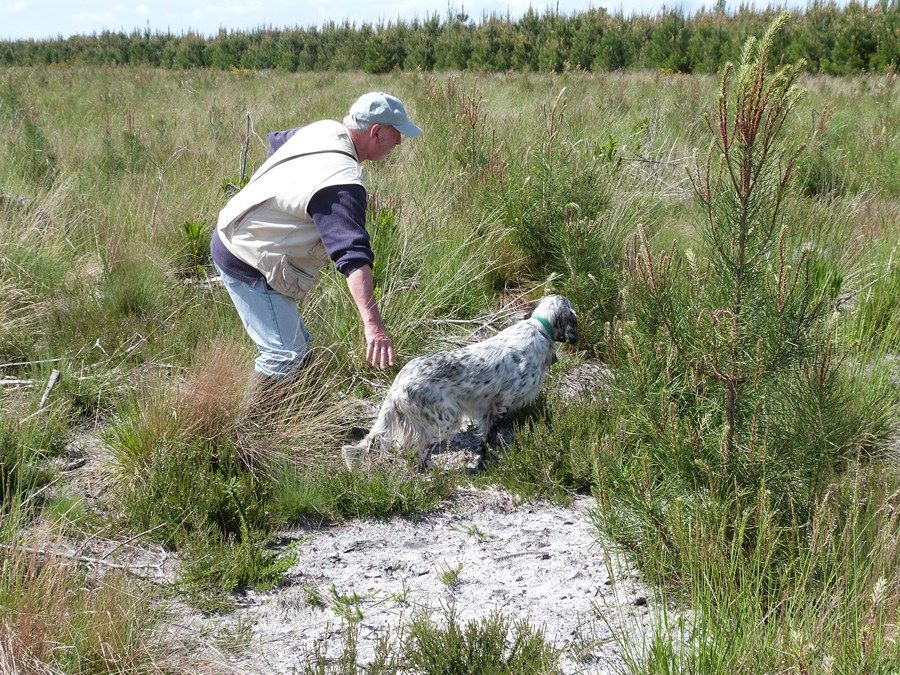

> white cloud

[
  {"left": 12, "top": 1, "right": 28, "bottom": 11},
  {"left": 71, "top": 9, "right": 118, "bottom": 24}
]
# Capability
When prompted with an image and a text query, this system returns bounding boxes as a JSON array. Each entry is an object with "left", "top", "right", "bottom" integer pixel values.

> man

[{"left": 211, "top": 92, "right": 423, "bottom": 399}]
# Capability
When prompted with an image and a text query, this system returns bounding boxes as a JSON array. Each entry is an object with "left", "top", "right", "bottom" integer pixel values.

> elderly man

[{"left": 211, "top": 92, "right": 422, "bottom": 400}]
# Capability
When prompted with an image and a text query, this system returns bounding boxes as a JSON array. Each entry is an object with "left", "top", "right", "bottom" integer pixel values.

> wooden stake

[
  {"left": 239, "top": 112, "right": 252, "bottom": 185},
  {"left": 38, "top": 369, "right": 61, "bottom": 410}
]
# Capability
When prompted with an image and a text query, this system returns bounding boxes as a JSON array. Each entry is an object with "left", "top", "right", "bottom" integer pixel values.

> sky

[{"left": 1, "top": 0, "right": 812, "bottom": 41}]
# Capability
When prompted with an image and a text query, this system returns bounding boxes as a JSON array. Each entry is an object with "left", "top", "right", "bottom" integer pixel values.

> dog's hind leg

[
  {"left": 341, "top": 395, "right": 399, "bottom": 470},
  {"left": 415, "top": 439, "right": 446, "bottom": 470}
]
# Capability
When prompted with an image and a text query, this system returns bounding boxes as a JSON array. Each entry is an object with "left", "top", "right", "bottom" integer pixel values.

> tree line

[{"left": 0, "top": 1, "right": 896, "bottom": 75}]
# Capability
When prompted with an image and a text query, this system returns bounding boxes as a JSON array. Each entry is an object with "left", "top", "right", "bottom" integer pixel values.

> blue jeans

[{"left": 215, "top": 263, "right": 312, "bottom": 378}]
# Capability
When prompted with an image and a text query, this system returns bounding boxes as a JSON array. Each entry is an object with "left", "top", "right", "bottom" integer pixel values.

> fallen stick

[
  {"left": 239, "top": 112, "right": 252, "bottom": 184},
  {"left": 0, "top": 378, "right": 34, "bottom": 386},
  {"left": 0, "top": 357, "right": 62, "bottom": 369},
  {"left": 0, "top": 544, "right": 169, "bottom": 585}
]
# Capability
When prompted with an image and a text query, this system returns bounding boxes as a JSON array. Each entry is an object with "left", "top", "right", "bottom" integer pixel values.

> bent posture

[{"left": 212, "top": 92, "right": 423, "bottom": 403}]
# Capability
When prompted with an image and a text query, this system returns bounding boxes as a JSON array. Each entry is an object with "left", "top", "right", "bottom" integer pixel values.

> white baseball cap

[{"left": 348, "top": 91, "right": 423, "bottom": 138}]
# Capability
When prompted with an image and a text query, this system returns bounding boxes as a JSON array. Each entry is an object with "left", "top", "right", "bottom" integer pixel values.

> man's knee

[{"left": 255, "top": 346, "right": 310, "bottom": 379}]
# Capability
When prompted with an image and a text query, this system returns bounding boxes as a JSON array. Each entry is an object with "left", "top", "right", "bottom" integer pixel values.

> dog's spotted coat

[{"left": 343, "top": 295, "right": 578, "bottom": 469}]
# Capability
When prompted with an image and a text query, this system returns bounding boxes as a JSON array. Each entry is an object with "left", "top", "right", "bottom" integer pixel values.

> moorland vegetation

[{"left": 0, "top": 14, "right": 898, "bottom": 673}]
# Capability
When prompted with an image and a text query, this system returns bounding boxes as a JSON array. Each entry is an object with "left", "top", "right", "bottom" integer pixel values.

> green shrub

[
  {"left": 405, "top": 608, "right": 560, "bottom": 674},
  {"left": 480, "top": 393, "right": 606, "bottom": 503},
  {"left": 491, "top": 92, "right": 627, "bottom": 352},
  {"left": 0, "top": 413, "right": 69, "bottom": 515},
  {"left": 499, "top": 95, "right": 613, "bottom": 276},
  {"left": 274, "top": 464, "right": 455, "bottom": 522},
  {"left": 0, "top": 80, "right": 57, "bottom": 184}
]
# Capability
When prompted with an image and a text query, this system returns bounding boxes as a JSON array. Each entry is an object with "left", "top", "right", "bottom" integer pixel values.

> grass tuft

[{"left": 0, "top": 527, "right": 162, "bottom": 673}]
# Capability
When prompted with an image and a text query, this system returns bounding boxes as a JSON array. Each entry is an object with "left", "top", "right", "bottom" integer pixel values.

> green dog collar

[{"left": 532, "top": 314, "right": 555, "bottom": 341}]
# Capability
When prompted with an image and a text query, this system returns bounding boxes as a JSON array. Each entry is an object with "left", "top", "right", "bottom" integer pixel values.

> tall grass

[
  {"left": 592, "top": 17, "right": 900, "bottom": 671},
  {"left": 0, "top": 53, "right": 896, "bottom": 664},
  {"left": 0, "top": 528, "right": 163, "bottom": 673}
]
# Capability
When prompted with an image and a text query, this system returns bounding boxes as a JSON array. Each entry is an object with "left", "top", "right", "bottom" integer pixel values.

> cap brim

[{"left": 394, "top": 118, "right": 423, "bottom": 139}]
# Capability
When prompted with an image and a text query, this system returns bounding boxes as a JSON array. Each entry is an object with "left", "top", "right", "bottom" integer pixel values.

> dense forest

[{"left": 1, "top": 1, "right": 896, "bottom": 74}]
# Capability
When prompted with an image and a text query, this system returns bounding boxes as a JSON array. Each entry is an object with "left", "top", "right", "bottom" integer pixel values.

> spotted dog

[{"left": 342, "top": 295, "right": 578, "bottom": 470}]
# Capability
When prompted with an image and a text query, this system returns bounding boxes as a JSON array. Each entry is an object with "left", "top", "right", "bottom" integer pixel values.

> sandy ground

[
  {"left": 52, "top": 361, "right": 659, "bottom": 672},
  {"left": 173, "top": 487, "right": 657, "bottom": 673}
]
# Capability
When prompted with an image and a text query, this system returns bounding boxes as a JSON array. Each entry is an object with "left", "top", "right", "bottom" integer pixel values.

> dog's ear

[
  {"left": 524, "top": 301, "right": 538, "bottom": 320},
  {"left": 564, "top": 318, "right": 578, "bottom": 344},
  {"left": 553, "top": 306, "right": 578, "bottom": 344}
]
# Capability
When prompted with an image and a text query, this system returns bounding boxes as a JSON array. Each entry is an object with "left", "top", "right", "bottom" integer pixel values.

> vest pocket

[{"left": 269, "top": 256, "right": 318, "bottom": 300}]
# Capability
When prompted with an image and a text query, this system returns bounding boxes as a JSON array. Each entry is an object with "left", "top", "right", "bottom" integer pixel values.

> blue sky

[{"left": 2, "top": 0, "right": 811, "bottom": 40}]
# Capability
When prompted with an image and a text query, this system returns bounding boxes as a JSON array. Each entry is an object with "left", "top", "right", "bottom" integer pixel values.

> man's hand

[
  {"left": 347, "top": 265, "right": 396, "bottom": 370},
  {"left": 364, "top": 322, "right": 396, "bottom": 369}
]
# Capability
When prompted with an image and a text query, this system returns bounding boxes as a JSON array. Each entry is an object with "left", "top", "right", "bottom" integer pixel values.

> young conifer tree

[{"left": 607, "top": 15, "right": 888, "bottom": 530}]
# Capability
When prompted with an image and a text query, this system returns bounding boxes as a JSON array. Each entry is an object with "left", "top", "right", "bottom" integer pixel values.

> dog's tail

[{"left": 342, "top": 391, "right": 402, "bottom": 470}]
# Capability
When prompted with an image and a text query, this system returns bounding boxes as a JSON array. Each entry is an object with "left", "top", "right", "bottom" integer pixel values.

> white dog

[{"left": 342, "top": 295, "right": 578, "bottom": 470}]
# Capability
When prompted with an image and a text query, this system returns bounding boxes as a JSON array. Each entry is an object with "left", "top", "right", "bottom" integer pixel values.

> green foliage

[
  {"left": 0, "top": 79, "right": 57, "bottom": 183},
  {"left": 0, "top": 403, "right": 71, "bottom": 517},
  {"left": 594, "top": 16, "right": 900, "bottom": 669},
  {"left": 273, "top": 464, "right": 454, "bottom": 522},
  {"left": 104, "top": 400, "right": 268, "bottom": 549},
  {"left": 620, "top": 467, "right": 900, "bottom": 673},
  {"left": 2, "top": 4, "right": 897, "bottom": 74},
  {"left": 494, "top": 91, "right": 627, "bottom": 351},
  {"left": 852, "top": 257, "right": 900, "bottom": 350},
  {"left": 480, "top": 393, "right": 605, "bottom": 503},
  {"left": 0, "top": 417, "right": 57, "bottom": 513},
  {"left": 500, "top": 93, "right": 613, "bottom": 274},
  {"left": 300, "top": 607, "right": 558, "bottom": 674},
  {"left": 177, "top": 219, "right": 212, "bottom": 273},
  {"left": 405, "top": 608, "right": 560, "bottom": 674},
  {"left": 103, "top": 392, "right": 291, "bottom": 606},
  {"left": 181, "top": 528, "right": 297, "bottom": 612},
  {"left": 645, "top": 11, "right": 693, "bottom": 73},
  {"left": 98, "top": 128, "right": 149, "bottom": 177}
]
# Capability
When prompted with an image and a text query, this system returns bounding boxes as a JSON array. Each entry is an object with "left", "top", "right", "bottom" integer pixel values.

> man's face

[{"left": 370, "top": 124, "right": 402, "bottom": 161}]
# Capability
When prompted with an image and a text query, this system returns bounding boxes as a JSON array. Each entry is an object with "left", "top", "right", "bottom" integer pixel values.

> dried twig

[
  {"left": 1, "top": 378, "right": 34, "bottom": 387},
  {"left": 99, "top": 523, "right": 168, "bottom": 561},
  {"left": 0, "top": 544, "right": 169, "bottom": 585},
  {"left": 0, "top": 357, "right": 62, "bottom": 369}
]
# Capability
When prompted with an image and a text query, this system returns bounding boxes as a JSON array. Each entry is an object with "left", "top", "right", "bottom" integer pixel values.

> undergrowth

[
  {"left": 302, "top": 606, "right": 560, "bottom": 674},
  {"left": 0, "top": 51, "right": 896, "bottom": 669}
]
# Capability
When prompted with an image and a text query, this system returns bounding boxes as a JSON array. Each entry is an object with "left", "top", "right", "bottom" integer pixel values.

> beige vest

[{"left": 216, "top": 120, "right": 365, "bottom": 300}]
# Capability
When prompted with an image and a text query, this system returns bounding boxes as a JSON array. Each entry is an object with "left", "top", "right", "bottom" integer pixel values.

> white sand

[{"left": 179, "top": 487, "right": 657, "bottom": 673}]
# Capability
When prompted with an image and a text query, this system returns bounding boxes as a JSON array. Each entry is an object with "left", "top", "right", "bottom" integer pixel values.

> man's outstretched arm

[{"left": 346, "top": 264, "right": 395, "bottom": 369}]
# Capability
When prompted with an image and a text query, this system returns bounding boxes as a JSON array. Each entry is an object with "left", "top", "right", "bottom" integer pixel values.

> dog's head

[{"left": 527, "top": 295, "right": 578, "bottom": 344}]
